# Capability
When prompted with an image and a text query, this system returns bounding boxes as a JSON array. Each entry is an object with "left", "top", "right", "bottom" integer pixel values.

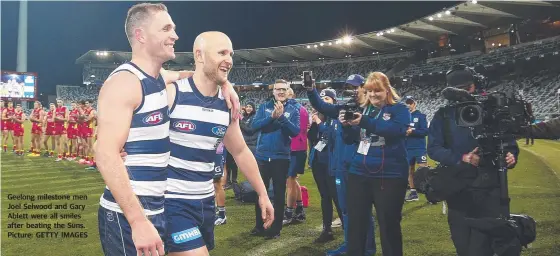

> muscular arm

[
  {"left": 95, "top": 72, "right": 148, "bottom": 226},
  {"left": 160, "top": 68, "right": 194, "bottom": 85},
  {"left": 2, "top": 110, "right": 8, "bottom": 121},
  {"left": 224, "top": 119, "right": 268, "bottom": 197}
]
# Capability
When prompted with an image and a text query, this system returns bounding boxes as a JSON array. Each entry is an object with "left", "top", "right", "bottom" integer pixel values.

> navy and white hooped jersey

[
  {"left": 166, "top": 77, "right": 230, "bottom": 200},
  {"left": 99, "top": 62, "right": 171, "bottom": 216}
]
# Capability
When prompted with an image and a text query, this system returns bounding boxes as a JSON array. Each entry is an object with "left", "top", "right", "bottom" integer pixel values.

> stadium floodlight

[
  {"left": 390, "top": 28, "right": 395, "bottom": 33},
  {"left": 329, "top": 42, "right": 332, "bottom": 46},
  {"left": 343, "top": 36, "right": 352, "bottom": 44},
  {"left": 437, "top": 13, "right": 442, "bottom": 18},
  {"left": 379, "top": 32, "right": 384, "bottom": 36},
  {"left": 307, "top": 45, "right": 311, "bottom": 49},
  {"left": 320, "top": 43, "right": 324, "bottom": 46},
  {"left": 472, "top": 0, "right": 477, "bottom": 4},
  {"left": 428, "top": 16, "right": 434, "bottom": 21},
  {"left": 445, "top": 10, "right": 451, "bottom": 15},
  {"left": 314, "top": 44, "right": 318, "bottom": 48},
  {"left": 386, "top": 30, "right": 390, "bottom": 34},
  {"left": 376, "top": 33, "right": 381, "bottom": 36}
]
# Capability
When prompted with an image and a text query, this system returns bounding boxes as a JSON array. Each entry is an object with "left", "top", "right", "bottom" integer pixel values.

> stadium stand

[{"left": 74, "top": 1, "right": 560, "bottom": 123}]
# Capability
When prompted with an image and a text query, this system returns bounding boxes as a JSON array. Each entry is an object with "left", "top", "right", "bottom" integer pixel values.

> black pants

[
  {"left": 347, "top": 173, "right": 408, "bottom": 256},
  {"left": 311, "top": 161, "right": 342, "bottom": 230},
  {"left": 525, "top": 136, "right": 534, "bottom": 145},
  {"left": 226, "top": 152, "right": 238, "bottom": 183},
  {"left": 447, "top": 187, "right": 501, "bottom": 256},
  {"left": 255, "top": 159, "right": 289, "bottom": 235}
]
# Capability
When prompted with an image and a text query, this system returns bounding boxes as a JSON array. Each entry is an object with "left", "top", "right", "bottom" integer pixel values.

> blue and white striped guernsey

[
  {"left": 166, "top": 77, "right": 230, "bottom": 200},
  {"left": 99, "top": 62, "right": 171, "bottom": 215}
]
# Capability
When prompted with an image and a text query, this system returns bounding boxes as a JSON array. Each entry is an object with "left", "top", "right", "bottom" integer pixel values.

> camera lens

[{"left": 461, "top": 106, "right": 480, "bottom": 124}]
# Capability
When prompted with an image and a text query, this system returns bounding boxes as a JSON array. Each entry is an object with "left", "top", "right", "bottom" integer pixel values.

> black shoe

[
  {"left": 250, "top": 227, "right": 265, "bottom": 236},
  {"left": 314, "top": 230, "right": 334, "bottom": 243},
  {"left": 264, "top": 233, "right": 280, "bottom": 240}
]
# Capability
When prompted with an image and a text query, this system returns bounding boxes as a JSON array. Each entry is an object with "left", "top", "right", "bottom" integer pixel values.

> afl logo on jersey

[
  {"left": 143, "top": 112, "right": 164, "bottom": 125},
  {"left": 212, "top": 126, "right": 227, "bottom": 137},
  {"left": 174, "top": 121, "right": 196, "bottom": 132}
]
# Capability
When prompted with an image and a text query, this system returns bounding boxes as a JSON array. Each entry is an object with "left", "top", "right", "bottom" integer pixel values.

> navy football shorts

[
  {"left": 288, "top": 150, "right": 307, "bottom": 177},
  {"left": 408, "top": 152, "right": 428, "bottom": 166},
  {"left": 165, "top": 196, "right": 216, "bottom": 252},
  {"left": 98, "top": 206, "right": 166, "bottom": 256}
]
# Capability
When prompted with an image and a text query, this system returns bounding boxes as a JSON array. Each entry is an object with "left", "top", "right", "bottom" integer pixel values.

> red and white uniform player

[
  {"left": 2, "top": 101, "right": 16, "bottom": 152},
  {"left": 67, "top": 102, "right": 81, "bottom": 160},
  {"left": 12, "top": 104, "right": 26, "bottom": 156}
]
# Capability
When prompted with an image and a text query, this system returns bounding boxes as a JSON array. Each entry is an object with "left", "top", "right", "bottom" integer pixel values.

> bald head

[
  {"left": 193, "top": 31, "right": 232, "bottom": 54},
  {"left": 193, "top": 31, "right": 234, "bottom": 85}
]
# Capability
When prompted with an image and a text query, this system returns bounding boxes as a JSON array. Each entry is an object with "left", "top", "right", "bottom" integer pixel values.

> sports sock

[
  {"left": 296, "top": 201, "right": 304, "bottom": 214},
  {"left": 217, "top": 206, "right": 226, "bottom": 218},
  {"left": 285, "top": 207, "right": 294, "bottom": 219}
]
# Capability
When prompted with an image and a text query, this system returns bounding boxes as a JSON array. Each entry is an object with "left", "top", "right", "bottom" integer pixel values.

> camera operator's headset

[{"left": 445, "top": 64, "right": 487, "bottom": 92}]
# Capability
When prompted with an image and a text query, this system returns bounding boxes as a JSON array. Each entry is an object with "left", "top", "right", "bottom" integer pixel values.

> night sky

[{"left": 1, "top": 1, "right": 458, "bottom": 96}]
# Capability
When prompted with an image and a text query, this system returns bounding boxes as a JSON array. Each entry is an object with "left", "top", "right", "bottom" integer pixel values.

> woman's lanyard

[
  {"left": 358, "top": 105, "right": 386, "bottom": 155},
  {"left": 360, "top": 105, "right": 382, "bottom": 140}
]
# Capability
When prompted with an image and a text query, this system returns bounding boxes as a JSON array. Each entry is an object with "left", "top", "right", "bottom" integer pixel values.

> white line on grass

[
  {"left": 521, "top": 147, "right": 560, "bottom": 184},
  {"left": 245, "top": 237, "right": 299, "bottom": 256}
]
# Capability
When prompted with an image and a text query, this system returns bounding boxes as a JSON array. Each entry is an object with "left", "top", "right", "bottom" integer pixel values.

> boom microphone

[{"left": 442, "top": 87, "right": 475, "bottom": 102}]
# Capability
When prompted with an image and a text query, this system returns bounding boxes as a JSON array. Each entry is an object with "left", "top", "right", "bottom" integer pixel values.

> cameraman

[
  {"left": 428, "top": 66, "right": 519, "bottom": 256},
  {"left": 306, "top": 74, "right": 375, "bottom": 256},
  {"left": 340, "top": 72, "right": 410, "bottom": 256}
]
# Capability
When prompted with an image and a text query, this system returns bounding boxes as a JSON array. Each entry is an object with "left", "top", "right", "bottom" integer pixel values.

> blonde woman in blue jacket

[{"left": 339, "top": 72, "right": 411, "bottom": 256}]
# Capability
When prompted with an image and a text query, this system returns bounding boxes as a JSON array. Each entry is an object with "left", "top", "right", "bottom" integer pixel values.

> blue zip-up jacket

[
  {"left": 252, "top": 98, "right": 300, "bottom": 161},
  {"left": 343, "top": 102, "right": 411, "bottom": 179},
  {"left": 405, "top": 110, "right": 428, "bottom": 153},
  {"left": 428, "top": 106, "right": 519, "bottom": 168},
  {"left": 307, "top": 89, "right": 357, "bottom": 176},
  {"left": 308, "top": 121, "right": 330, "bottom": 166}
]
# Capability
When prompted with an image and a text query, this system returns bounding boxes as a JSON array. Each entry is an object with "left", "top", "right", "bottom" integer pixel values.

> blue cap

[
  {"left": 320, "top": 89, "right": 337, "bottom": 102},
  {"left": 345, "top": 74, "right": 365, "bottom": 87},
  {"left": 403, "top": 95, "right": 416, "bottom": 103}
]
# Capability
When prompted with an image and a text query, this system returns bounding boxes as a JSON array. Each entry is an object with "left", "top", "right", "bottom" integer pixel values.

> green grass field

[{"left": 2, "top": 122, "right": 560, "bottom": 255}]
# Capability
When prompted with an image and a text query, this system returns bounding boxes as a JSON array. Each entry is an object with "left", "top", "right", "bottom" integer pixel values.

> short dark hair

[
  {"left": 125, "top": 3, "right": 168, "bottom": 44},
  {"left": 274, "top": 79, "right": 288, "bottom": 85}
]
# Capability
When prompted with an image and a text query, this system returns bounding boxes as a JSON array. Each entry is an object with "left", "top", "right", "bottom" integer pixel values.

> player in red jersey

[
  {"left": 11, "top": 104, "right": 26, "bottom": 156},
  {"left": 42, "top": 103, "right": 57, "bottom": 157},
  {"left": 0, "top": 100, "right": 4, "bottom": 148},
  {"left": 2, "top": 100, "right": 16, "bottom": 152},
  {"left": 66, "top": 101, "right": 81, "bottom": 160},
  {"left": 54, "top": 99, "right": 69, "bottom": 161},
  {"left": 29, "top": 101, "right": 45, "bottom": 156},
  {"left": 79, "top": 100, "right": 96, "bottom": 164}
]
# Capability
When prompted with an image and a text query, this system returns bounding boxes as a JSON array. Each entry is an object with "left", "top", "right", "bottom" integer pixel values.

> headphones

[{"left": 445, "top": 64, "right": 488, "bottom": 90}]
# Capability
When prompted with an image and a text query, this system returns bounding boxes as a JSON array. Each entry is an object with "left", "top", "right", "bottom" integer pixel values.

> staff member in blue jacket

[
  {"left": 250, "top": 79, "right": 300, "bottom": 239},
  {"left": 402, "top": 96, "right": 428, "bottom": 202},
  {"left": 428, "top": 66, "right": 519, "bottom": 256},
  {"left": 340, "top": 72, "right": 411, "bottom": 256},
  {"left": 306, "top": 75, "right": 376, "bottom": 256},
  {"left": 307, "top": 89, "right": 343, "bottom": 244}
]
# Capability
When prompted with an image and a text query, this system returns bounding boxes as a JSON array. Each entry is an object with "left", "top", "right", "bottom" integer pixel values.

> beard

[{"left": 203, "top": 66, "right": 226, "bottom": 86}]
